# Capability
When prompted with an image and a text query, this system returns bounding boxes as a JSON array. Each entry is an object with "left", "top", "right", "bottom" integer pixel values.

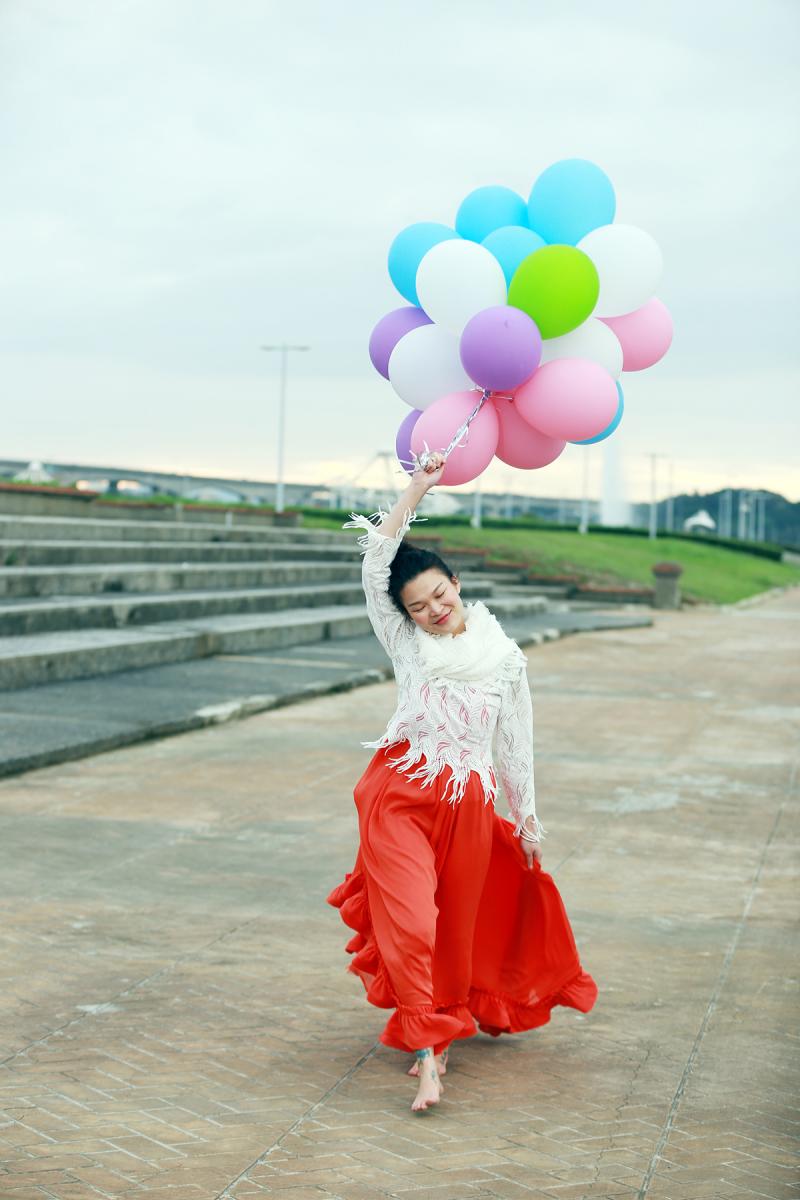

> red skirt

[{"left": 327, "top": 740, "right": 597, "bottom": 1054}]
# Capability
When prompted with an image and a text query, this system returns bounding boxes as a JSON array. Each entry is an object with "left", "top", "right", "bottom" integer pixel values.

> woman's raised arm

[
  {"left": 374, "top": 454, "right": 446, "bottom": 539},
  {"left": 342, "top": 453, "right": 446, "bottom": 656}
]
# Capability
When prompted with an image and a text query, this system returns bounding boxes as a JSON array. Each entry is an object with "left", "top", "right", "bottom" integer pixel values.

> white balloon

[
  {"left": 388, "top": 323, "right": 470, "bottom": 410},
  {"left": 578, "top": 223, "right": 663, "bottom": 317},
  {"left": 415, "top": 239, "right": 507, "bottom": 334},
  {"left": 540, "top": 317, "right": 624, "bottom": 379}
]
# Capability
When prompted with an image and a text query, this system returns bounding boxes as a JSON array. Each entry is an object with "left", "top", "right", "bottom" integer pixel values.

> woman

[{"left": 327, "top": 452, "right": 597, "bottom": 1112}]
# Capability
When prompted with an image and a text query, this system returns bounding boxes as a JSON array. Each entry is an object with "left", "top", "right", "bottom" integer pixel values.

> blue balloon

[
  {"left": 573, "top": 382, "right": 624, "bottom": 445},
  {"left": 387, "top": 222, "right": 460, "bottom": 304},
  {"left": 482, "top": 225, "right": 547, "bottom": 287},
  {"left": 456, "top": 186, "right": 528, "bottom": 242},
  {"left": 528, "top": 159, "right": 616, "bottom": 245}
]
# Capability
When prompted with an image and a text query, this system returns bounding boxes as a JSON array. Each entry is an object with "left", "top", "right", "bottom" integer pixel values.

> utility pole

[
  {"left": 471, "top": 478, "right": 483, "bottom": 529},
  {"left": 504, "top": 473, "right": 513, "bottom": 520},
  {"left": 260, "top": 343, "right": 310, "bottom": 513},
  {"left": 749, "top": 490, "right": 766, "bottom": 542},
  {"left": 737, "top": 490, "right": 750, "bottom": 540},
  {"left": 719, "top": 488, "right": 732, "bottom": 539},
  {"left": 579, "top": 451, "right": 590, "bottom": 534},
  {"left": 648, "top": 453, "right": 666, "bottom": 540},
  {"left": 666, "top": 460, "right": 675, "bottom": 533}
]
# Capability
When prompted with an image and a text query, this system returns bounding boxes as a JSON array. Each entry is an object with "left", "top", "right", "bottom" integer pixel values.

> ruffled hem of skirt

[
  {"left": 468, "top": 970, "right": 598, "bottom": 1038},
  {"left": 327, "top": 870, "right": 395, "bottom": 1007},
  {"left": 327, "top": 869, "right": 597, "bottom": 1053},
  {"left": 380, "top": 1003, "right": 476, "bottom": 1054}
]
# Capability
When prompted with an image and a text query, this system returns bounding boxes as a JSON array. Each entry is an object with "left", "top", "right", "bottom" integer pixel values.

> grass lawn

[{"left": 303, "top": 512, "right": 800, "bottom": 605}]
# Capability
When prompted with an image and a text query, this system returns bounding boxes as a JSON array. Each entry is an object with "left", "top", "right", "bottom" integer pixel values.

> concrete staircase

[{"left": 0, "top": 513, "right": 553, "bottom": 690}]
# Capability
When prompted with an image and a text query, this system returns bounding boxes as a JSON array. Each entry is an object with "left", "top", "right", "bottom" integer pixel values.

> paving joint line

[
  {"left": 215, "top": 1039, "right": 380, "bottom": 1199},
  {"left": 0, "top": 911, "right": 264, "bottom": 1070},
  {"left": 637, "top": 758, "right": 795, "bottom": 1198},
  {"left": 0, "top": 758, "right": 357, "bottom": 1066},
  {"left": 556, "top": 699, "right": 727, "bottom": 876}
]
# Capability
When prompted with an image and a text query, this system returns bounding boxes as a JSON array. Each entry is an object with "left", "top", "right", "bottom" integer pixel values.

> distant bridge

[{"left": 0, "top": 457, "right": 601, "bottom": 524}]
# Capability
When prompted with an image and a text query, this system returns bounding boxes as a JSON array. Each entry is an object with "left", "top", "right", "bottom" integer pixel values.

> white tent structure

[
  {"left": 13, "top": 460, "right": 55, "bottom": 483},
  {"left": 683, "top": 508, "right": 716, "bottom": 534}
]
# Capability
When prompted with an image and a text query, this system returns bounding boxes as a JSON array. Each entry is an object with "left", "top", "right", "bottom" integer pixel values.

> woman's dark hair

[{"left": 388, "top": 541, "right": 457, "bottom": 615}]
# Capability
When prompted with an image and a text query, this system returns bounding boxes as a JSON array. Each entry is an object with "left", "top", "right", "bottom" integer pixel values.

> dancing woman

[{"left": 327, "top": 452, "right": 597, "bottom": 1111}]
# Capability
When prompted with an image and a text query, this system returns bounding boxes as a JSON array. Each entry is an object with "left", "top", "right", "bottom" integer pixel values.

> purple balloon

[
  {"left": 395, "top": 408, "right": 422, "bottom": 473},
  {"left": 369, "top": 306, "right": 432, "bottom": 379},
  {"left": 459, "top": 306, "right": 542, "bottom": 392}
]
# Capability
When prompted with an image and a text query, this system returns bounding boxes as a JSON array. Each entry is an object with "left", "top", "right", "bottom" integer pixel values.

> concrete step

[
  {"left": 477, "top": 595, "right": 548, "bottom": 617},
  {"left": 0, "top": 592, "right": 547, "bottom": 689},
  {"left": 0, "top": 514, "right": 353, "bottom": 545},
  {"left": 458, "top": 570, "right": 529, "bottom": 585},
  {"left": 0, "top": 558, "right": 364, "bottom": 598},
  {"left": 485, "top": 581, "right": 573, "bottom": 599},
  {"left": 0, "top": 606, "right": 376, "bottom": 689},
  {"left": 521, "top": 583, "right": 574, "bottom": 597},
  {"left": 0, "top": 582, "right": 368, "bottom": 635},
  {"left": 0, "top": 608, "right": 655, "bottom": 777},
  {"left": 460, "top": 572, "right": 566, "bottom": 600},
  {"left": 0, "top": 539, "right": 360, "bottom": 568},
  {"left": 0, "top": 577, "right": 495, "bottom": 635}
]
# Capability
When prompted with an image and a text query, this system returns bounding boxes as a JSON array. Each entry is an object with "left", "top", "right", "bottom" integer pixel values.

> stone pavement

[{"left": 0, "top": 589, "right": 797, "bottom": 1200}]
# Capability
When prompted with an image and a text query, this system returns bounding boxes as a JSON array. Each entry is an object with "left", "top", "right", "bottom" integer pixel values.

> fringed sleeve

[
  {"left": 494, "top": 664, "right": 545, "bottom": 841},
  {"left": 342, "top": 508, "right": 427, "bottom": 658}
]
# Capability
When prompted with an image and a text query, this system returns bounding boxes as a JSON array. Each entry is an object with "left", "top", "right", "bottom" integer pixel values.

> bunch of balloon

[{"left": 368, "top": 158, "right": 673, "bottom": 487}]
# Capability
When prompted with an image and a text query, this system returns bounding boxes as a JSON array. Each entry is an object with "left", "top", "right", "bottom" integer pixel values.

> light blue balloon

[
  {"left": 573, "top": 382, "right": 624, "bottom": 445},
  {"left": 482, "top": 225, "right": 547, "bottom": 287},
  {"left": 387, "top": 222, "right": 460, "bottom": 304},
  {"left": 528, "top": 159, "right": 616, "bottom": 245},
  {"left": 456, "top": 186, "right": 528, "bottom": 243}
]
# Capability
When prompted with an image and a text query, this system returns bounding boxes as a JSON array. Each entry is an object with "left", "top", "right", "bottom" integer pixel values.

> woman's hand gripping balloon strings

[
  {"left": 399, "top": 388, "right": 492, "bottom": 479},
  {"left": 412, "top": 450, "right": 446, "bottom": 489}
]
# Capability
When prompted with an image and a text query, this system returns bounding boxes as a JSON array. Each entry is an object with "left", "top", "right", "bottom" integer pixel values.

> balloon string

[
  {"left": 413, "top": 387, "right": 514, "bottom": 471},
  {"left": 440, "top": 389, "right": 488, "bottom": 456}
]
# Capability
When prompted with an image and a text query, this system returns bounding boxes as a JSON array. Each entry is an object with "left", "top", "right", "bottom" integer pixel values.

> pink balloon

[
  {"left": 410, "top": 390, "right": 499, "bottom": 486},
  {"left": 515, "top": 359, "right": 618, "bottom": 442},
  {"left": 492, "top": 396, "right": 565, "bottom": 469},
  {"left": 600, "top": 298, "right": 673, "bottom": 372}
]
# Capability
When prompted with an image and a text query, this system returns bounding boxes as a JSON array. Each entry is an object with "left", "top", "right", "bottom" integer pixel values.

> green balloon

[{"left": 507, "top": 245, "right": 599, "bottom": 339}]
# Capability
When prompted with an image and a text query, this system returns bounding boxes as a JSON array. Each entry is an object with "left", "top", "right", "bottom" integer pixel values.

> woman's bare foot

[
  {"left": 408, "top": 1045, "right": 448, "bottom": 1077},
  {"left": 411, "top": 1048, "right": 443, "bottom": 1112}
]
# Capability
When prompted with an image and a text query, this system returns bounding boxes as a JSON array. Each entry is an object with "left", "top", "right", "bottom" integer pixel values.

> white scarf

[{"left": 414, "top": 600, "right": 525, "bottom": 683}]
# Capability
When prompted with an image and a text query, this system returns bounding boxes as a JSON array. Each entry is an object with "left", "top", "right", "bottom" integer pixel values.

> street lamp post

[{"left": 260, "top": 343, "right": 310, "bottom": 513}]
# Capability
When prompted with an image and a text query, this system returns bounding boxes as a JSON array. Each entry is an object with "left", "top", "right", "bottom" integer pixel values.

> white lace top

[{"left": 343, "top": 508, "right": 544, "bottom": 840}]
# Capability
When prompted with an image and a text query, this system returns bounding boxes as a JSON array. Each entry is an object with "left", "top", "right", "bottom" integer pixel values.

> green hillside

[{"left": 304, "top": 512, "right": 800, "bottom": 605}]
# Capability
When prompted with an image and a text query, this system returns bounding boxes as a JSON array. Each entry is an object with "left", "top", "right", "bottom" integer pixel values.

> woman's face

[{"left": 400, "top": 568, "right": 466, "bottom": 636}]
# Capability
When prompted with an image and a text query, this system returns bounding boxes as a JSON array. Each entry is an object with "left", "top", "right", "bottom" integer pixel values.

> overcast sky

[{"left": 1, "top": 0, "right": 798, "bottom": 503}]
